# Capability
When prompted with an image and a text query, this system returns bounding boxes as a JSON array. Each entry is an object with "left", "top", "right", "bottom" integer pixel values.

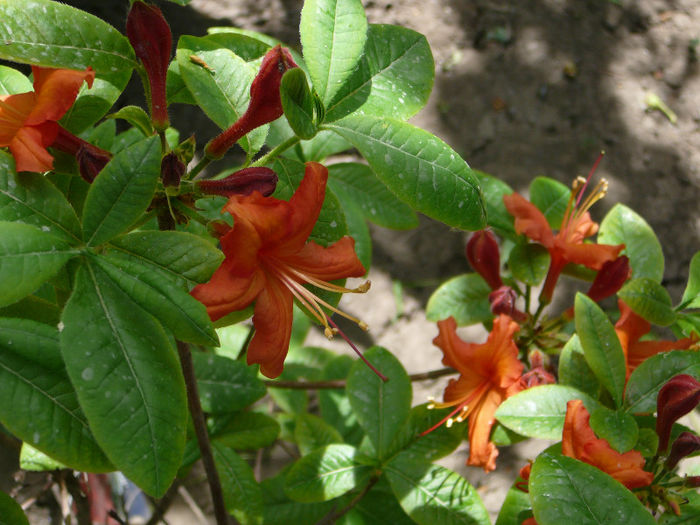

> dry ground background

[{"left": 3, "top": 0, "right": 700, "bottom": 522}]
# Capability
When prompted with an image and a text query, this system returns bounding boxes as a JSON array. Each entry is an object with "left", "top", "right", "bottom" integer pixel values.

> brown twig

[
  {"left": 63, "top": 472, "right": 92, "bottom": 525},
  {"left": 145, "top": 480, "right": 180, "bottom": 525}
]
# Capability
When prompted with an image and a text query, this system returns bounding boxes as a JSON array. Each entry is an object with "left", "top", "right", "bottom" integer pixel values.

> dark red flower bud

[
  {"left": 205, "top": 45, "right": 297, "bottom": 159},
  {"left": 587, "top": 256, "right": 631, "bottom": 303},
  {"left": 516, "top": 462, "right": 531, "bottom": 492},
  {"left": 489, "top": 285, "right": 527, "bottom": 322},
  {"left": 196, "top": 167, "right": 278, "bottom": 197},
  {"left": 466, "top": 230, "right": 502, "bottom": 290},
  {"left": 161, "top": 152, "right": 185, "bottom": 189},
  {"left": 666, "top": 431, "right": 700, "bottom": 470},
  {"left": 656, "top": 374, "right": 700, "bottom": 453},
  {"left": 686, "top": 475, "right": 700, "bottom": 487},
  {"left": 76, "top": 144, "right": 111, "bottom": 183},
  {"left": 126, "top": 1, "right": 172, "bottom": 130}
]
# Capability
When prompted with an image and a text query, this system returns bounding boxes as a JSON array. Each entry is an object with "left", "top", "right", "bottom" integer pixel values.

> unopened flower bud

[
  {"left": 666, "top": 432, "right": 700, "bottom": 470},
  {"left": 466, "top": 230, "right": 502, "bottom": 290},
  {"left": 205, "top": 46, "right": 297, "bottom": 159},
  {"left": 161, "top": 152, "right": 185, "bottom": 189},
  {"left": 76, "top": 144, "right": 111, "bottom": 183},
  {"left": 196, "top": 167, "right": 277, "bottom": 197},
  {"left": 656, "top": 374, "right": 700, "bottom": 453},
  {"left": 489, "top": 285, "right": 527, "bottom": 322},
  {"left": 587, "top": 255, "right": 631, "bottom": 303},
  {"left": 127, "top": 1, "right": 172, "bottom": 130},
  {"left": 685, "top": 475, "right": 700, "bottom": 487}
]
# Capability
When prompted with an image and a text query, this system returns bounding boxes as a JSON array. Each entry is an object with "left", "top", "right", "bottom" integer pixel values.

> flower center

[{"left": 560, "top": 151, "right": 608, "bottom": 241}]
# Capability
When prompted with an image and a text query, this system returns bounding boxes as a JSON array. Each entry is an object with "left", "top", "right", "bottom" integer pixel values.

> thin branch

[
  {"left": 315, "top": 476, "right": 380, "bottom": 525},
  {"left": 63, "top": 472, "right": 92, "bottom": 525},
  {"left": 146, "top": 480, "right": 180, "bottom": 525}
]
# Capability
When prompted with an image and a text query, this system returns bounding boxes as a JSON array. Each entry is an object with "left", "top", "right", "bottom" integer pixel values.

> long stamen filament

[
  {"left": 574, "top": 179, "right": 608, "bottom": 220},
  {"left": 326, "top": 317, "right": 387, "bottom": 382},
  {"left": 420, "top": 401, "right": 468, "bottom": 436},
  {"left": 575, "top": 150, "right": 605, "bottom": 208},
  {"left": 286, "top": 266, "right": 371, "bottom": 294}
]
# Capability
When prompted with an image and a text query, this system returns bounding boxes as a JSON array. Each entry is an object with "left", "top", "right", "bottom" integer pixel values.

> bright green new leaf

[
  {"left": 82, "top": 136, "right": 161, "bottom": 246},
  {"left": 618, "top": 278, "right": 676, "bottom": 326},
  {"left": 107, "top": 105, "right": 155, "bottom": 137},
  {"left": 426, "top": 273, "right": 492, "bottom": 326},
  {"left": 682, "top": 252, "right": 700, "bottom": 309},
  {"left": 508, "top": 242, "right": 550, "bottom": 285},
  {"left": 575, "top": 293, "right": 627, "bottom": 408},
  {"left": 0, "top": 221, "right": 77, "bottom": 308},
  {"left": 346, "top": 346, "right": 411, "bottom": 459},
  {"left": 0, "top": 65, "right": 31, "bottom": 94},
  {"left": 0, "top": 318, "right": 111, "bottom": 471},
  {"left": 295, "top": 413, "right": 344, "bottom": 456},
  {"left": 589, "top": 406, "right": 638, "bottom": 453},
  {"left": 19, "top": 443, "right": 66, "bottom": 471},
  {"left": 60, "top": 263, "right": 187, "bottom": 497},
  {"left": 529, "top": 452, "right": 655, "bottom": 525},
  {"left": 281, "top": 68, "right": 317, "bottom": 140},
  {"left": 599, "top": 203, "right": 664, "bottom": 282},
  {"left": 529, "top": 176, "right": 570, "bottom": 229},
  {"left": 328, "top": 115, "right": 486, "bottom": 231},
  {"left": 212, "top": 443, "right": 264, "bottom": 525},
  {"left": 0, "top": 0, "right": 136, "bottom": 72},
  {"left": 300, "top": 0, "right": 367, "bottom": 105},
  {"left": 558, "top": 334, "right": 600, "bottom": 398},
  {"left": 0, "top": 490, "right": 28, "bottom": 525}
]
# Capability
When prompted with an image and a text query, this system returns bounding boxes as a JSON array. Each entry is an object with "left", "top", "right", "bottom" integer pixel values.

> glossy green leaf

[
  {"left": 61, "top": 263, "right": 187, "bottom": 497},
  {"left": 19, "top": 443, "right": 66, "bottom": 471},
  {"left": 285, "top": 444, "right": 373, "bottom": 503},
  {"left": 681, "top": 252, "right": 700, "bottom": 309},
  {"left": 324, "top": 24, "right": 433, "bottom": 122},
  {"left": 589, "top": 406, "right": 638, "bottom": 453},
  {"left": 0, "top": 317, "right": 110, "bottom": 471},
  {"left": 191, "top": 352, "right": 266, "bottom": 413},
  {"left": 0, "top": 0, "right": 136, "bottom": 72},
  {"left": 107, "top": 105, "right": 154, "bottom": 137},
  {"left": 295, "top": 413, "right": 344, "bottom": 455},
  {"left": 261, "top": 471, "right": 335, "bottom": 524},
  {"left": 426, "top": 273, "right": 492, "bottom": 326},
  {"left": 346, "top": 346, "right": 411, "bottom": 459},
  {"left": 618, "top": 278, "right": 676, "bottom": 326},
  {"left": 496, "top": 384, "right": 600, "bottom": 439},
  {"left": 0, "top": 490, "right": 28, "bottom": 525},
  {"left": 339, "top": 199, "right": 372, "bottom": 270},
  {"left": 348, "top": 478, "right": 415, "bottom": 525},
  {"left": 508, "top": 242, "right": 550, "bottom": 285},
  {"left": 494, "top": 485, "right": 532, "bottom": 525},
  {"left": 328, "top": 116, "right": 486, "bottom": 230},
  {"left": 300, "top": 0, "right": 367, "bottom": 105},
  {"left": 91, "top": 253, "right": 217, "bottom": 345},
  {"left": 388, "top": 403, "right": 463, "bottom": 462},
  {"left": 281, "top": 68, "right": 317, "bottom": 140},
  {"left": 108, "top": 230, "right": 223, "bottom": 286},
  {"left": 82, "top": 136, "right": 161, "bottom": 246},
  {"left": 625, "top": 350, "right": 700, "bottom": 413},
  {"left": 214, "top": 412, "right": 280, "bottom": 450},
  {"left": 529, "top": 176, "right": 569, "bottom": 229},
  {"left": 575, "top": 293, "right": 626, "bottom": 408},
  {"left": 327, "top": 162, "right": 418, "bottom": 229},
  {"left": 212, "top": 443, "right": 264, "bottom": 525},
  {"left": 0, "top": 152, "right": 81, "bottom": 243},
  {"left": 598, "top": 203, "right": 664, "bottom": 282},
  {"left": 385, "top": 455, "right": 490, "bottom": 525},
  {"left": 166, "top": 61, "right": 196, "bottom": 105},
  {"left": 199, "top": 32, "right": 271, "bottom": 62},
  {"left": 0, "top": 65, "right": 31, "bottom": 94},
  {"left": 0, "top": 294, "right": 60, "bottom": 325},
  {"left": 0, "top": 221, "right": 77, "bottom": 307},
  {"left": 558, "top": 334, "right": 600, "bottom": 398},
  {"left": 529, "top": 452, "right": 655, "bottom": 525},
  {"left": 319, "top": 355, "right": 364, "bottom": 446},
  {"left": 176, "top": 35, "right": 264, "bottom": 154},
  {"left": 474, "top": 170, "right": 515, "bottom": 237}
]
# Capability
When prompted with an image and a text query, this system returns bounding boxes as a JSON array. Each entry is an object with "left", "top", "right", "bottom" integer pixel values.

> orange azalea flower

[
  {"left": 503, "top": 168, "right": 623, "bottom": 302},
  {"left": 426, "top": 315, "right": 524, "bottom": 471},
  {"left": 191, "top": 162, "right": 368, "bottom": 378},
  {"left": 562, "top": 399, "right": 653, "bottom": 489},
  {"left": 0, "top": 66, "right": 94, "bottom": 173},
  {"left": 615, "top": 299, "right": 698, "bottom": 377}
]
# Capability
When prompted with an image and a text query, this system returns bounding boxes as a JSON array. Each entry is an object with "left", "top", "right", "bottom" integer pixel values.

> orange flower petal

[
  {"left": 224, "top": 191, "right": 291, "bottom": 248},
  {"left": 503, "top": 193, "right": 555, "bottom": 248},
  {"left": 0, "top": 92, "right": 36, "bottom": 145},
  {"left": 26, "top": 66, "right": 94, "bottom": 125},
  {"left": 283, "top": 162, "right": 328, "bottom": 251},
  {"left": 556, "top": 241, "right": 623, "bottom": 271},
  {"left": 283, "top": 237, "right": 365, "bottom": 281},
  {"left": 466, "top": 387, "right": 504, "bottom": 472},
  {"left": 9, "top": 122, "right": 59, "bottom": 172},
  {"left": 627, "top": 338, "right": 697, "bottom": 372},
  {"left": 433, "top": 316, "right": 477, "bottom": 373}
]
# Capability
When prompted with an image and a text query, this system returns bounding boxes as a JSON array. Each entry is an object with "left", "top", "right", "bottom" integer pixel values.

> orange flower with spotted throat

[
  {"left": 191, "top": 162, "right": 370, "bottom": 379},
  {"left": 425, "top": 315, "right": 524, "bottom": 471},
  {"left": 0, "top": 66, "right": 94, "bottom": 173}
]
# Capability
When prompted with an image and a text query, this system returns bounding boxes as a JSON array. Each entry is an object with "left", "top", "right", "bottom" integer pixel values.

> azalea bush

[{"left": 0, "top": 0, "right": 699, "bottom": 523}]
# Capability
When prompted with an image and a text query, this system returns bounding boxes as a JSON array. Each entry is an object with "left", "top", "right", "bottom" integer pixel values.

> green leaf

[
  {"left": 327, "top": 115, "right": 486, "bottom": 230},
  {"left": 385, "top": 455, "right": 491, "bottom": 525},
  {"left": 529, "top": 177, "right": 569, "bottom": 229},
  {"left": 625, "top": 350, "right": 700, "bottom": 413},
  {"left": 285, "top": 444, "right": 373, "bottom": 503},
  {"left": 91, "top": 253, "right": 218, "bottom": 345},
  {"left": 319, "top": 355, "right": 364, "bottom": 446},
  {"left": 340, "top": 199, "right": 372, "bottom": 271},
  {"left": 598, "top": 203, "right": 664, "bottom": 282},
  {"left": 0, "top": 152, "right": 81, "bottom": 243},
  {"left": 327, "top": 162, "right": 418, "bottom": 229},
  {"left": 81, "top": 136, "right": 161, "bottom": 246},
  {"left": 346, "top": 346, "right": 411, "bottom": 459},
  {"left": 508, "top": 243, "right": 550, "bottom": 285},
  {"left": 474, "top": 170, "right": 514, "bottom": 237},
  {"left": 0, "top": 317, "right": 110, "bottom": 471},
  {"left": 281, "top": 68, "right": 317, "bottom": 140},
  {"left": 575, "top": 293, "right": 627, "bottom": 408},
  {"left": 19, "top": 443, "right": 66, "bottom": 471},
  {"left": 494, "top": 485, "right": 532, "bottom": 525},
  {"left": 529, "top": 452, "right": 655, "bottom": 525},
  {"left": 212, "top": 443, "right": 264, "bottom": 525},
  {"left": 191, "top": 352, "right": 266, "bottom": 413},
  {"left": 0, "top": 65, "right": 31, "bottom": 94},
  {"left": 618, "top": 278, "right": 676, "bottom": 326},
  {"left": 388, "top": 403, "right": 463, "bottom": 462},
  {"left": 0, "top": 0, "right": 136, "bottom": 72},
  {"left": 496, "top": 384, "right": 600, "bottom": 439},
  {"left": 261, "top": 471, "right": 335, "bottom": 524},
  {"left": 176, "top": 35, "right": 265, "bottom": 155},
  {"left": 213, "top": 411, "right": 280, "bottom": 450},
  {"left": 0, "top": 490, "right": 29, "bottom": 525},
  {"left": 60, "top": 263, "right": 187, "bottom": 497},
  {"left": 682, "top": 252, "right": 700, "bottom": 309},
  {"left": 348, "top": 478, "right": 415, "bottom": 525},
  {"left": 108, "top": 230, "right": 223, "bottom": 286},
  {"left": 659, "top": 490, "right": 700, "bottom": 524},
  {"left": 589, "top": 406, "right": 638, "bottom": 453},
  {"left": 324, "top": 24, "right": 433, "bottom": 122},
  {"left": 300, "top": 0, "right": 367, "bottom": 105},
  {"left": 426, "top": 273, "right": 492, "bottom": 326},
  {"left": 0, "top": 221, "right": 77, "bottom": 307},
  {"left": 107, "top": 105, "right": 154, "bottom": 137},
  {"left": 295, "top": 413, "right": 344, "bottom": 455},
  {"left": 558, "top": 334, "right": 600, "bottom": 398}
]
